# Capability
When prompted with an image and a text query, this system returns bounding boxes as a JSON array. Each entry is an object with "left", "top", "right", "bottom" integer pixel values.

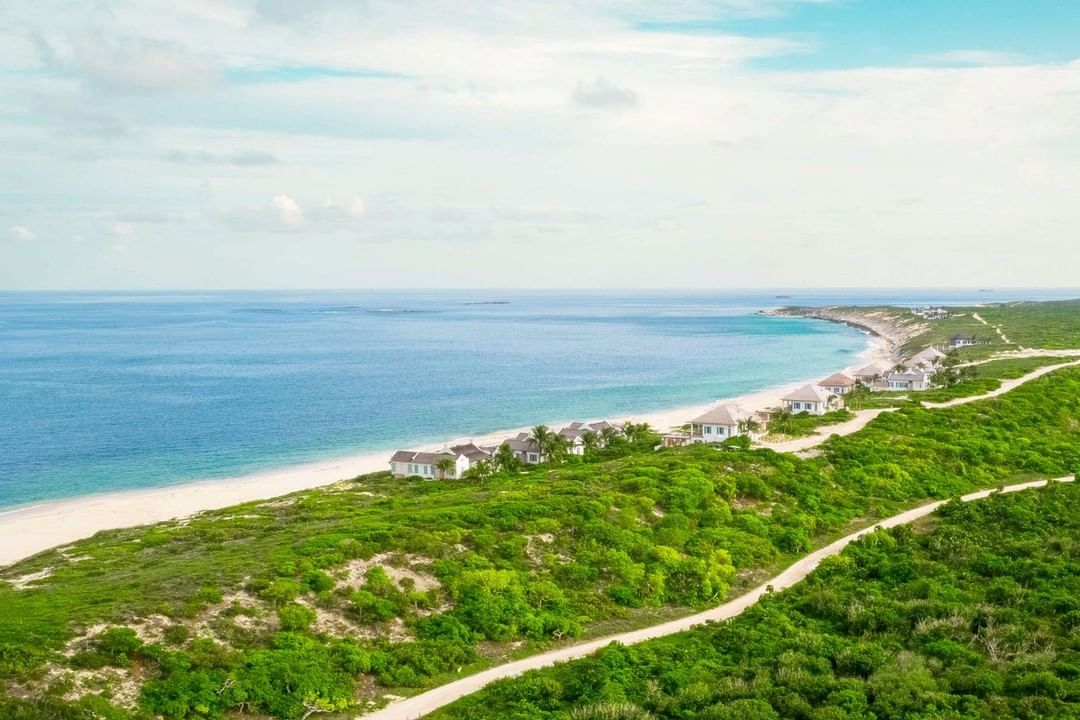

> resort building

[
  {"left": 907, "top": 347, "right": 947, "bottom": 370},
  {"left": 912, "top": 306, "right": 950, "bottom": 320},
  {"left": 660, "top": 404, "right": 764, "bottom": 447},
  {"left": 557, "top": 420, "right": 620, "bottom": 455},
  {"left": 781, "top": 384, "right": 841, "bottom": 416},
  {"left": 819, "top": 373, "right": 857, "bottom": 395},
  {"left": 854, "top": 364, "right": 888, "bottom": 386},
  {"left": 949, "top": 334, "right": 978, "bottom": 348},
  {"left": 389, "top": 443, "right": 492, "bottom": 479},
  {"left": 504, "top": 433, "right": 546, "bottom": 464},
  {"left": 881, "top": 370, "right": 932, "bottom": 391}
]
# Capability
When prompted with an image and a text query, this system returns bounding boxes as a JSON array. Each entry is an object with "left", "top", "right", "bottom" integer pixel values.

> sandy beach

[{"left": 0, "top": 329, "right": 894, "bottom": 568}]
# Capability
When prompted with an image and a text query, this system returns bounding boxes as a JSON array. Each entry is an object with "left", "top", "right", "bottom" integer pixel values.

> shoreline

[{"left": 0, "top": 322, "right": 896, "bottom": 568}]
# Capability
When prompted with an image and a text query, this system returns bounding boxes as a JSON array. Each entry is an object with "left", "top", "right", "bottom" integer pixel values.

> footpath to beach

[
  {"left": 360, "top": 476, "right": 1075, "bottom": 720},
  {"left": 755, "top": 358, "right": 1080, "bottom": 454}
]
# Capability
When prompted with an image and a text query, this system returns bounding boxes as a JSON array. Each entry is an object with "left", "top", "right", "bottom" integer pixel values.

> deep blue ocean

[{"left": 1, "top": 289, "right": 1076, "bottom": 509}]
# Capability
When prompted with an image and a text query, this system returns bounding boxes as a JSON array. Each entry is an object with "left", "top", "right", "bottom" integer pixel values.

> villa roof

[
  {"left": 820, "top": 373, "right": 856, "bottom": 387},
  {"left": 690, "top": 404, "right": 749, "bottom": 427},
  {"left": 450, "top": 443, "right": 491, "bottom": 461},
  {"left": 390, "top": 450, "right": 416, "bottom": 463},
  {"left": 854, "top": 364, "right": 887, "bottom": 377},
  {"left": 782, "top": 384, "right": 830, "bottom": 403}
]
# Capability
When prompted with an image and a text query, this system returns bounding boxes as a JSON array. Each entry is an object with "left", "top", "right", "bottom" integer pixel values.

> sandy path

[
  {"left": 754, "top": 358, "right": 1080, "bottom": 453},
  {"left": 925, "top": 359, "right": 1080, "bottom": 409},
  {"left": 755, "top": 408, "right": 897, "bottom": 454},
  {"left": 360, "top": 476, "right": 1074, "bottom": 720}
]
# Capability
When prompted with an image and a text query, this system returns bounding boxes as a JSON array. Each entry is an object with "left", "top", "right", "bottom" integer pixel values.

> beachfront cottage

[
  {"left": 781, "top": 384, "right": 841, "bottom": 416},
  {"left": 687, "top": 404, "right": 761, "bottom": 442},
  {"left": 854, "top": 364, "right": 888, "bottom": 386},
  {"left": 883, "top": 370, "right": 932, "bottom": 391},
  {"left": 389, "top": 443, "right": 491, "bottom": 479},
  {"left": 949, "top": 334, "right": 978, "bottom": 348},
  {"left": 819, "top": 373, "right": 857, "bottom": 396},
  {"left": 908, "top": 347, "right": 947, "bottom": 370},
  {"left": 505, "top": 433, "right": 544, "bottom": 464},
  {"left": 557, "top": 421, "right": 620, "bottom": 454}
]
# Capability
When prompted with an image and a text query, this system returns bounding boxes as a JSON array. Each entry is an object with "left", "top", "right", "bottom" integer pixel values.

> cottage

[
  {"left": 557, "top": 421, "right": 620, "bottom": 454},
  {"left": 687, "top": 404, "right": 761, "bottom": 443},
  {"left": 389, "top": 443, "right": 491, "bottom": 479},
  {"left": 882, "top": 370, "right": 932, "bottom": 391},
  {"left": 949, "top": 334, "right": 977, "bottom": 348},
  {"left": 907, "top": 347, "right": 947, "bottom": 370},
  {"left": 819, "top": 373, "right": 857, "bottom": 396},
  {"left": 854, "top": 364, "right": 888, "bottom": 386},
  {"left": 504, "top": 433, "right": 544, "bottom": 464},
  {"left": 781, "top": 384, "right": 841, "bottom": 416},
  {"left": 389, "top": 450, "right": 463, "bottom": 479}
]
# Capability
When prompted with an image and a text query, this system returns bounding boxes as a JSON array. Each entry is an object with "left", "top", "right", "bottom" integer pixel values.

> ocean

[{"left": 0, "top": 288, "right": 1075, "bottom": 508}]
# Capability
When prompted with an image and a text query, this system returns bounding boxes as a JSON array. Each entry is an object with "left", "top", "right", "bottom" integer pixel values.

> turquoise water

[{"left": 0, "top": 289, "right": 1074, "bottom": 508}]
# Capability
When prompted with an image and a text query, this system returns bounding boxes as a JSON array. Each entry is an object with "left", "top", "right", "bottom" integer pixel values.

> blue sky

[
  {"left": 639, "top": 1, "right": 1080, "bottom": 68},
  {"left": 2, "top": 0, "right": 1079, "bottom": 289}
]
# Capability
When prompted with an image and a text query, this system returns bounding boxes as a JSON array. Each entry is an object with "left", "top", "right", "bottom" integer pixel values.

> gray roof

[
  {"left": 390, "top": 450, "right": 416, "bottom": 463},
  {"left": 820, "top": 373, "right": 856, "bottom": 387},
  {"left": 782, "top": 384, "right": 830, "bottom": 403},
  {"left": 854, "top": 364, "right": 887, "bottom": 378},
  {"left": 450, "top": 443, "right": 491, "bottom": 461},
  {"left": 690, "top": 404, "right": 747, "bottom": 427}
]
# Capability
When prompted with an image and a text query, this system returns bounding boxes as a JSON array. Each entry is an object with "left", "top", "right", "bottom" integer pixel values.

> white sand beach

[{"left": 0, "top": 331, "right": 893, "bottom": 568}]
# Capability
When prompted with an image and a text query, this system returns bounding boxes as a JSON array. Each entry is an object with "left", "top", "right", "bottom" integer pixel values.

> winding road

[
  {"left": 362, "top": 357, "right": 1080, "bottom": 718},
  {"left": 757, "top": 358, "right": 1080, "bottom": 453},
  {"left": 361, "top": 476, "right": 1074, "bottom": 720}
]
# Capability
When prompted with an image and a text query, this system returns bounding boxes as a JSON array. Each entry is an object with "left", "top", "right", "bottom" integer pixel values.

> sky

[{"left": 2, "top": 0, "right": 1079, "bottom": 290}]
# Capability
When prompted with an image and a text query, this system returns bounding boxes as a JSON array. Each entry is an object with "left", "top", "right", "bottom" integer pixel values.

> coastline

[{"left": 0, "top": 321, "right": 895, "bottom": 568}]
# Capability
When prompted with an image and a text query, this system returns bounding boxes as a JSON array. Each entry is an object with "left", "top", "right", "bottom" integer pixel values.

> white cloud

[
  {"left": 164, "top": 149, "right": 280, "bottom": 166},
  {"left": 111, "top": 221, "right": 136, "bottom": 237},
  {"left": 272, "top": 194, "right": 304, "bottom": 226},
  {"left": 916, "top": 49, "right": 1025, "bottom": 67},
  {"left": 220, "top": 194, "right": 365, "bottom": 233},
  {"left": 8, "top": 225, "right": 34, "bottom": 241},
  {"left": 65, "top": 32, "right": 220, "bottom": 94},
  {"left": 572, "top": 76, "right": 638, "bottom": 110}
]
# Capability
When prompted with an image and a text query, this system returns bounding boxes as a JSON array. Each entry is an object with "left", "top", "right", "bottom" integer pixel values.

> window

[{"left": 704, "top": 426, "right": 712, "bottom": 434}]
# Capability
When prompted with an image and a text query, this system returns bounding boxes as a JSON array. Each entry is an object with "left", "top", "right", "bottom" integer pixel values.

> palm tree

[
  {"left": 492, "top": 443, "right": 520, "bottom": 473},
  {"left": 547, "top": 434, "right": 571, "bottom": 463},
  {"left": 599, "top": 426, "right": 620, "bottom": 448},
  {"left": 463, "top": 458, "right": 494, "bottom": 483},
  {"left": 530, "top": 425, "right": 554, "bottom": 462},
  {"left": 434, "top": 456, "right": 456, "bottom": 480},
  {"left": 581, "top": 430, "right": 599, "bottom": 454},
  {"left": 737, "top": 418, "right": 762, "bottom": 437}
]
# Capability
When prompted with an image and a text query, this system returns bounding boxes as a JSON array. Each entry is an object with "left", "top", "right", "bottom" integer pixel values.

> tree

[
  {"left": 530, "top": 425, "right": 555, "bottom": 461},
  {"left": 492, "top": 444, "right": 520, "bottom": 474},
  {"left": 463, "top": 458, "right": 495, "bottom": 482},
  {"left": 434, "top": 456, "right": 457, "bottom": 480},
  {"left": 581, "top": 430, "right": 599, "bottom": 454}
]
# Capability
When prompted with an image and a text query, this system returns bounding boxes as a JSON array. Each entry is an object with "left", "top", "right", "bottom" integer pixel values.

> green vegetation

[
  {"left": 846, "top": 355, "right": 1071, "bottom": 410},
  {"left": 2, "top": 365, "right": 1080, "bottom": 718},
  {"left": 976, "top": 299, "right": 1080, "bottom": 350},
  {"left": 762, "top": 409, "right": 853, "bottom": 439},
  {"left": 433, "top": 481, "right": 1080, "bottom": 720},
  {"left": 0, "top": 299, "right": 1076, "bottom": 720}
]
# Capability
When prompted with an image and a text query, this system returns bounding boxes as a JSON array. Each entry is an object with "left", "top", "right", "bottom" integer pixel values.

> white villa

[
  {"left": 854, "top": 364, "right": 887, "bottom": 385},
  {"left": 781, "top": 384, "right": 841, "bottom": 416},
  {"left": 390, "top": 443, "right": 493, "bottom": 479},
  {"left": 908, "top": 347, "right": 947, "bottom": 369},
  {"left": 912, "top": 306, "right": 950, "bottom": 320},
  {"left": 661, "top": 404, "right": 764, "bottom": 447},
  {"left": 558, "top": 420, "right": 619, "bottom": 455},
  {"left": 819, "top": 373, "right": 857, "bottom": 396},
  {"left": 881, "top": 370, "right": 932, "bottom": 391},
  {"left": 950, "top": 334, "right": 978, "bottom": 348}
]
